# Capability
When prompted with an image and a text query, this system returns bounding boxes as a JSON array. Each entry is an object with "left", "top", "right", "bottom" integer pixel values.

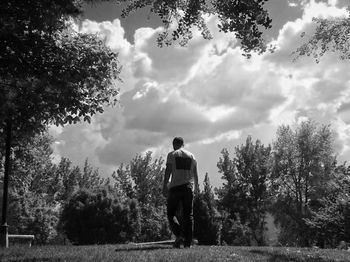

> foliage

[
  {"left": 1, "top": 2, "right": 120, "bottom": 242},
  {"left": 295, "top": 9, "right": 350, "bottom": 62},
  {"left": 303, "top": 163, "right": 350, "bottom": 247},
  {"left": 7, "top": 191, "right": 60, "bottom": 245},
  {"left": 0, "top": 0, "right": 120, "bottom": 143},
  {"left": 216, "top": 136, "right": 271, "bottom": 245},
  {"left": 1, "top": 132, "right": 169, "bottom": 244},
  {"left": 271, "top": 120, "right": 336, "bottom": 246},
  {"left": 46, "top": 158, "right": 81, "bottom": 203},
  {"left": 0, "top": 131, "right": 58, "bottom": 243},
  {"left": 1, "top": 130, "right": 54, "bottom": 193},
  {"left": 60, "top": 188, "right": 141, "bottom": 245},
  {"left": 220, "top": 212, "right": 252, "bottom": 246},
  {"left": 3, "top": 118, "right": 350, "bottom": 247},
  {"left": 116, "top": 0, "right": 272, "bottom": 55},
  {"left": 113, "top": 152, "right": 171, "bottom": 242},
  {"left": 112, "top": 163, "right": 134, "bottom": 201},
  {"left": 129, "top": 152, "right": 165, "bottom": 208},
  {"left": 0, "top": 131, "right": 114, "bottom": 244},
  {"left": 194, "top": 173, "right": 221, "bottom": 245}
]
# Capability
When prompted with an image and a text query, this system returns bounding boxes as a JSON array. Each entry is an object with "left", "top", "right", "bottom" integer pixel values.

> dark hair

[{"left": 173, "top": 137, "right": 184, "bottom": 147}]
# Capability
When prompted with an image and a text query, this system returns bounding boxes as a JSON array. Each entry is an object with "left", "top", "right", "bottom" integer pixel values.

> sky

[{"left": 50, "top": 0, "right": 350, "bottom": 188}]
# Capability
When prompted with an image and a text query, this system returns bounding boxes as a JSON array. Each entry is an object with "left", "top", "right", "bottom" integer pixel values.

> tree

[
  {"left": 8, "top": 191, "right": 60, "bottom": 245},
  {"left": 0, "top": 130, "right": 117, "bottom": 243},
  {"left": 295, "top": 9, "right": 350, "bottom": 62},
  {"left": 0, "top": 131, "right": 67, "bottom": 244},
  {"left": 47, "top": 158, "right": 81, "bottom": 204},
  {"left": 0, "top": 1, "right": 120, "bottom": 244},
  {"left": 0, "top": 130, "right": 54, "bottom": 194},
  {"left": 194, "top": 173, "right": 221, "bottom": 245},
  {"left": 0, "top": 131, "right": 63, "bottom": 244},
  {"left": 113, "top": 152, "right": 171, "bottom": 242},
  {"left": 304, "top": 163, "right": 350, "bottom": 247},
  {"left": 271, "top": 120, "right": 336, "bottom": 246},
  {"left": 116, "top": 0, "right": 272, "bottom": 55},
  {"left": 1, "top": 0, "right": 120, "bottom": 136},
  {"left": 112, "top": 163, "right": 134, "bottom": 201},
  {"left": 216, "top": 136, "right": 271, "bottom": 245},
  {"left": 129, "top": 152, "right": 170, "bottom": 241},
  {"left": 129, "top": 152, "right": 165, "bottom": 207},
  {"left": 78, "top": 159, "right": 105, "bottom": 190}
]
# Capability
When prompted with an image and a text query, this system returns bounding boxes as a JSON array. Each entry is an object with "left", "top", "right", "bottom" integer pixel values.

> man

[{"left": 163, "top": 137, "right": 199, "bottom": 248}]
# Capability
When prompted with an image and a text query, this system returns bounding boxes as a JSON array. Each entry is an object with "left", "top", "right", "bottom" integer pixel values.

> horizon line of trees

[{"left": 0, "top": 119, "right": 349, "bottom": 247}]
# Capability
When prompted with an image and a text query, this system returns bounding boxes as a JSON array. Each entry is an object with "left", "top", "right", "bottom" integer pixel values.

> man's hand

[{"left": 163, "top": 163, "right": 171, "bottom": 198}]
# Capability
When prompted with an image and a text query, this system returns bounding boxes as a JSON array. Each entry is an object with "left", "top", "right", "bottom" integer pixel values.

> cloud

[
  {"left": 288, "top": 1, "right": 298, "bottom": 8},
  {"left": 338, "top": 101, "right": 350, "bottom": 125},
  {"left": 52, "top": 2, "right": 350, "bottom": 187},
  {"left": 79, "top": 19, "right": 131, "bottom": 56}
]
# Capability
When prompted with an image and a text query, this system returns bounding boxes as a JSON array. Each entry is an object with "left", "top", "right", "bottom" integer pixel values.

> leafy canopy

[
  {"left": 0, "top": 0, "right": 120, "bottom": 139},
  {"left": 295, "top": 8, "right": 350, "bottom": 62},
  {"left": 109, "top": 0, "right": 272, "bottom": 55},
  {"left": 216, "top": 136, "right": 271, "bottom": 245},
  {"left": 271, "top": 120, "right": 336, "bottom": 246}
]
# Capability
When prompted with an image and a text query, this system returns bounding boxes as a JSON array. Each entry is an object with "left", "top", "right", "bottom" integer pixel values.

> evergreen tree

[{"left": 194, "top": 173, "right": 221, "bottom": 245}]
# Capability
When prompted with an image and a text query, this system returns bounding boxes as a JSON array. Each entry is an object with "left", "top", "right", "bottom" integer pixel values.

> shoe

[
  {"left": 173, "top": 236, "right": 184, "bottom": 248},
  {"left": 184, "top": 241, "right": 192, "bottom": 248}
]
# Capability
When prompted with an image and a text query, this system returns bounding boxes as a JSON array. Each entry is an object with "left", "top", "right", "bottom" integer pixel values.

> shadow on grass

[
  {"left": 0, "top": 258, "right": 65, "bottom": 262},
  {"left": 115, "top": 244, "right": 173, "bottom": 252},
  {"left": 249, "top": 249, "right": 348, "bottom": 262}
]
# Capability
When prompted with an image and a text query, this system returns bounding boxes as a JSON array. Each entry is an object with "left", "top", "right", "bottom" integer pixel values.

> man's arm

[
  {"left": 163, "top": 163, "right": 172, "bottom": 198},
  {"left": 193, "top": 160, "right": 199, "bottom": 194}
]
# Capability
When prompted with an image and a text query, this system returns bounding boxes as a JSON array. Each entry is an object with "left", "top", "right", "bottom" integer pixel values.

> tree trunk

[{"left": 1, "top": 119, "right": 12, "bottom": 248}]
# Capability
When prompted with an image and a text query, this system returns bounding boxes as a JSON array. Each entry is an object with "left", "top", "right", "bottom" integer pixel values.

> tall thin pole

[{"left": 1, "top": 119, "right": 12, "bottom": 248}]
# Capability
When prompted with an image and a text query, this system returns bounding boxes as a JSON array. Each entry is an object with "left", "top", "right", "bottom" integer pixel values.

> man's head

[{"left": 172, "top": 137, "right": 184, "bottom": 150}]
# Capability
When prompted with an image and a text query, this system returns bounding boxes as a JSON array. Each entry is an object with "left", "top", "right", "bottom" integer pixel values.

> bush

[
  {"left": 194, "top": 195, "right": 221, "bottom": 245},
  {"left": 60, "top": 188, "right": 141, "bottom": 245},
  {"left": 220, "top": 214, "right": 252, "bottom": 246},
  {"left": 138, "top": 205, "right": 171, "bottom": 242},
  {"left": 304, "top": 197, "right": 350, "bottom": 248},
  {"left": 8, "top": 191, "right": 60, "bottom": 245}
]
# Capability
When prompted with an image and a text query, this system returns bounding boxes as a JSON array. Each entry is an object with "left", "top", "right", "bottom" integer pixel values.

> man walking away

[{"left": 163, "top": 137, "right": 199, "bottom": 248}]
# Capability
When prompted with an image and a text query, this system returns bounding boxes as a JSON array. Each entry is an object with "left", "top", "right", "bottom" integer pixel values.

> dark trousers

[{"left": 167, "top": 184, "right": 193, "bottom": 246}]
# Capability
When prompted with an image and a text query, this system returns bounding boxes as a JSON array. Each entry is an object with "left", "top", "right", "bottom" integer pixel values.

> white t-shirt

[{"left": 166, "top": 148, "right": 197, "bottom": 189}]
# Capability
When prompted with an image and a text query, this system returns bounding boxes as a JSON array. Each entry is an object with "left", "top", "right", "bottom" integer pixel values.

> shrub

[
  {"left": 194, "top": 195, "right": 221, "bottom": 245},
  {"left": 60, "top": 188, "right": 141, "bottom": 245}
]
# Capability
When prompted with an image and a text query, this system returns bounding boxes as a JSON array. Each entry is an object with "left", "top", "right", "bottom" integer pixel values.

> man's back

[{"left": 166, "top": 148, "right": 196, "bottom": 189}]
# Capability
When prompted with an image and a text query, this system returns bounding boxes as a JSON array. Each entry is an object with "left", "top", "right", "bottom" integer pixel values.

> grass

[{"left": 0, "top": 244, "right": 349, "bottom": 262}]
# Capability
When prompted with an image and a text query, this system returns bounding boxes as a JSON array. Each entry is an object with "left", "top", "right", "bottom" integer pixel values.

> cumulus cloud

[
  {"left": 79, "top": 19, "right": 131, "bottom": 56},
  {"left": 51, "top": 1, "right": 350, "bottom": 187}
]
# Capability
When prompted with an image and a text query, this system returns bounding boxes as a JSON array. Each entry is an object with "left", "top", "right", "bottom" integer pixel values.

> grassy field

[{"left": 0, "top": 244, "right": 349, "bottom": 262}]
